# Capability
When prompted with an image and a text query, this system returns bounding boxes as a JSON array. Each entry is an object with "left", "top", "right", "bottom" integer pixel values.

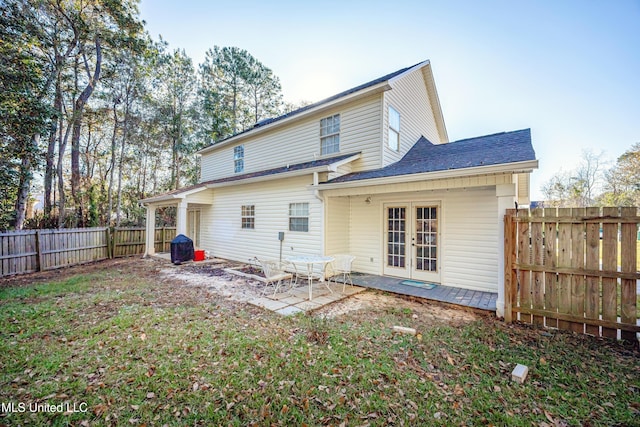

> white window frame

[
  {"left": 289, "top": 202, "right": 309, "bottom": 232},
  {"left": 234, "top": 145, "right": 244, "bottom": 173},
  {"left": 241, "top": 205, "right": 255, "bottom": 229},
  {"left": 320, "top": 114, "right": 340, "bottom": 155},
  {"left": 388, "top": 106, "right": 400, "bottom": 151}
]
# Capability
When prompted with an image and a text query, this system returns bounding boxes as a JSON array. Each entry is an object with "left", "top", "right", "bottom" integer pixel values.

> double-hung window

[
  {"left": 289, "top": 203, "right": 309, "bottom": 232},
  {"left": 241, "top": 205, "right": 255, "bottom": 229},
  {"left": 320, "top": 114, "right": 340, "bottom": 155},
  {"left": 388, "top": 106, "right": 400, "bottom": 151},
  {"left": 234, "top": 145, "right": 244, "bottom": 173}
]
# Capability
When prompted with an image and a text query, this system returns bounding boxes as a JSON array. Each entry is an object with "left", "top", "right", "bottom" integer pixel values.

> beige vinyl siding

[
  {"left": 324, "top": 196, "right": 350, "bottom": 256},
  {"left": 383, "top": 68, "right": 443, "bottom": 167},
  {"left": 198, "top": 175, "right": 324, "bottom": 262},
  {"left": 440, "top": 188, "right": 498, "bottom": 292},
  {"left": 516, "top": 173, "right": 531, "bottom": 205},
  {"left": 184, "top": 189, "right": 214, "bottom": 204},
  {"left": 347, "top": 195, "right": 382, "bottom": 274},
  {"left": 328, "top": 187, "right": 499, "bottom": 292},
  {"left": 200, "top": 94, "right": 383, "bottom": 182}
]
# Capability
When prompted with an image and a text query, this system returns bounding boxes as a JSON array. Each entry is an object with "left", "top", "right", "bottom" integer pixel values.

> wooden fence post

[
  {"left": 34, "top": 230, "right": 42, "bottom": 273},
  {"left": 620, "top": 207, "right": 638, "bottom": 342},
  {"left": 504, "top": 209, "right": 516, "bottom": 323},
  {"left": 106, "top": 227, "right": 113, "bottom": 259}
]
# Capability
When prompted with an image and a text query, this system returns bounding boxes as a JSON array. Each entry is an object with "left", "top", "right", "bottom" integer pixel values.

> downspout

[
  {"left": 313, "top": 172, "right": 324, "bottom": 202},
  {"left": 313, "top": 171, "right": 326, "bottom": 256}
]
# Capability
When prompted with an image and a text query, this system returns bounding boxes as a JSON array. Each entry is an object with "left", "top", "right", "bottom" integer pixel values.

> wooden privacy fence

[
  {"left": 504, "top": 207, "right": 639, "bottom": 341},
  {"left": 1, "top": 226, "right": 177, "bottom": 277},
  {"left": 112, "top": 227, "right": 176, "bottom": 257}
]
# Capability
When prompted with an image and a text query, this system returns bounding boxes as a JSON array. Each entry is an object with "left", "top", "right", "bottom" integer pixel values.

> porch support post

[
  {"left": 176, "top": 199, "right": 188, "bottom": 237},
  {"left": 496, "top": 182, "right": 516, "bottom": 318},
  {"left": 144, "top": 204, "right": 156, "bottom": 257}
]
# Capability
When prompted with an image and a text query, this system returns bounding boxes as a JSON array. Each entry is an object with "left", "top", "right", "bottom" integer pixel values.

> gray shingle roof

[
  {"left": 142, "top": 152, "right": 361, "bottom": 203},
  {"left": 202, "top": 152, "right": 360, "bottom": 185},
  {"left": 325, "top": 128, "right": 535, "bottom": 184}
]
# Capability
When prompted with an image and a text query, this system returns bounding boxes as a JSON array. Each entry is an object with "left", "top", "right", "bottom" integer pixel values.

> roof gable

[
  {"left": 197, "top": 61, "right": 433, "bottom": 154},
  {"left": 325, "top": 129, "right": 536, "bottom": 184}
]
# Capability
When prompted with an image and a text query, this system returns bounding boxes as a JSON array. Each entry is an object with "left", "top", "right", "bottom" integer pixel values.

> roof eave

[
  {"left": 140, "top": 185, "right": 209, "bottom": 205},
  {"left": 422, "top": 64, "right": 448, "bottom": 143},
  {"left": 205, "top": 153, "right": 362, "bottom": 188},
  {"left": 318, "top": 159, "right": 539, "bottom": 190},
  {"left": 196, "top": 83, "right": 391, "bottom": 155}
]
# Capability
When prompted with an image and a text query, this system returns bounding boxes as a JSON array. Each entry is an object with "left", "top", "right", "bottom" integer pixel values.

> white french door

[{"left": 383, "top": 203, "right": 440, "bottom": 282}]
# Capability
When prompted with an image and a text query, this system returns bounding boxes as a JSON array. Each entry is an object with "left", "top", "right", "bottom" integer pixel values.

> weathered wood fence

[
  {"left": 112, "top": 227, "right": 176, "bottom": 257},
  {"left": 0, "top": 227, "right": 176, "bottom": 277},
  {"left": 504, "top": 207, "right": 639, "bottom": 341}
]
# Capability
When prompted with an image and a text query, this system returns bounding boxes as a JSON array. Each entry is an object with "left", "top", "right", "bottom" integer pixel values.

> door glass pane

[
  {"left": 415, "top": 206, "right": 437, "bottom": 272},
  {"left": 387, "top": 207, "right": 406, "bottom": 268}
]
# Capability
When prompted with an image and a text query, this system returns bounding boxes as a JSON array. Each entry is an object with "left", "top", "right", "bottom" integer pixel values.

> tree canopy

[
  {"left": 0, "top": 0, "right": 285, "bottom": 230},
  {"left": 541, "top": 147, "right": 640, "bottom": 208}
]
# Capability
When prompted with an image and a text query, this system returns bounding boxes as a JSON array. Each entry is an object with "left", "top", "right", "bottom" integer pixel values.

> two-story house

[{"left": 141, "top": 60, "right": 538, "bottom": 316}]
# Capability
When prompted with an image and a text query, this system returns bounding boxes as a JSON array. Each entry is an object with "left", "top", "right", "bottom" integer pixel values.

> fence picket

[
  {"left": 531, "top": 209, "right": 545, "bottom": 326},
  {"left": 570, "top": 208, "right": 586, "bottom": 334},
  {"left": 544, "top": 208, "right": 559, "bottom": 329},
  {"left": 620, "top": 207, "right": 638, "bottom": 342},
  {"left": 517, "top": 209, "right": 532, "bottom": 323},
  {"left": 584, "top": 207, "right": 600, "bottom": 336},
  {"left": 601, "top": 207, "right": 619, "bottom": 339},
  {"left": 556, "top": 208, "right": 571, "bottom": 330}
]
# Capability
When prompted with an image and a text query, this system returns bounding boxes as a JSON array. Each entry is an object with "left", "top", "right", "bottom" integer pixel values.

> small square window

[
  {"left": 289, "top": 202, "right": 309, "bottom": 232},
  {"left": 241, "top": 205, "right": 255, "bottom": 229},
  {"left": 388, "top": 106, "right": 400, "bottom": 151},
  {"left": 320, "top": 114, "right": 340, "bottom": 155},
  {"left": 234, "top": 145, "right": 244, "bottom": 173}
]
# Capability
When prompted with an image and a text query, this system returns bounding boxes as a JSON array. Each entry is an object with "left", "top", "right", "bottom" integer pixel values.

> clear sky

[{"left": 139, "top": 0, "right": 640, "bottom": 200}]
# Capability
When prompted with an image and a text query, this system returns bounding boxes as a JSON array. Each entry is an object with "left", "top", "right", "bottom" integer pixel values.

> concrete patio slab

[
  {"left": 248, "top": 282, "right": 366, "bottom": 315},
  {"left": 275, "top": 305, "right": 305, "bottom": 316}
]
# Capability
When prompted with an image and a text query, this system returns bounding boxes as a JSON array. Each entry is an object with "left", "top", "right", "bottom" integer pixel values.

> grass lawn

[{"left": 0, "top": 259, "right": 638, "bottom": 426}]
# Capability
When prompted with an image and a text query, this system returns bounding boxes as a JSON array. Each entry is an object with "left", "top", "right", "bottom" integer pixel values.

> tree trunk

[
  {"left": 70, "top": 37, "right": 102, "bottom": 220},
  {"left": 115, "top": 101, "right": 130, "bottom": 226},
  {"left": 44, "top": 79, "right": 62, "bottom": 217},
  {"left": 57, "top": 113, "right": 72, "bottom": 228},
  {"left": 107, "top": 101, "right": 118, "bottom": 225},
  {"left": 14, "top": 135, "right": 39, "bottom": 230}
]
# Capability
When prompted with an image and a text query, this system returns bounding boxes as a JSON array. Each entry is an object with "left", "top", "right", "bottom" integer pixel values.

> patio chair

[
  {"left": 252, "top": 258, "right": 294, "bottom": 296},
  {"left": 327, "top": 254, "right": 356, "bottom": 293}
]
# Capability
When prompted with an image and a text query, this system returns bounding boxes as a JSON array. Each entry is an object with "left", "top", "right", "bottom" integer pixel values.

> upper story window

[
  {"left": 388, "top": 106, "right": 400, "bottom": 151},
  {"left": 320, "top": 114, "right": 340, "bottom": 155},
  {"left": 234, "top": 145, "right": 244, "bottom": 173}
]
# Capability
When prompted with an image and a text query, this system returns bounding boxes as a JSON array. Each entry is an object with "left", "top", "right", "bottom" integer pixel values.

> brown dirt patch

[{"left": 315, "top": 290, "right": 482, "bottom": 326}]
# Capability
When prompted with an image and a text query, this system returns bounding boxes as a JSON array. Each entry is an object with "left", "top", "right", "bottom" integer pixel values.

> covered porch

[
  {"left": 141, "top": 185, "right": 213, "bottom": 257},
  {"left": 320, "top": 177, "right": 522, "bottom": 317}
]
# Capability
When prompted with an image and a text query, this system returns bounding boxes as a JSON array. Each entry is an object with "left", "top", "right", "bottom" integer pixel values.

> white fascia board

[
  {"left": 315, "top": 160, "right": 539, "bottom": 191},
  {"left": 204, "top": 165, "right": 335, "bottom": 189},
  {"left": 387, "top": 60, "right": 430, "bottom": 85},
  {"left": 196, "top": 84, "right": 391, "bottom": 155},
  {"left": 327, "top": 153, "right": 361, "bottom": 171},
  {"left": 140, "top": 185, "right": 208, "bottom": 205}
]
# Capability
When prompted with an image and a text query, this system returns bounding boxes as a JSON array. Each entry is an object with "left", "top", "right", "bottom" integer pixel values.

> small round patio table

[{"left": 286, "top": 255, "right": 334, "bottom": 301}]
